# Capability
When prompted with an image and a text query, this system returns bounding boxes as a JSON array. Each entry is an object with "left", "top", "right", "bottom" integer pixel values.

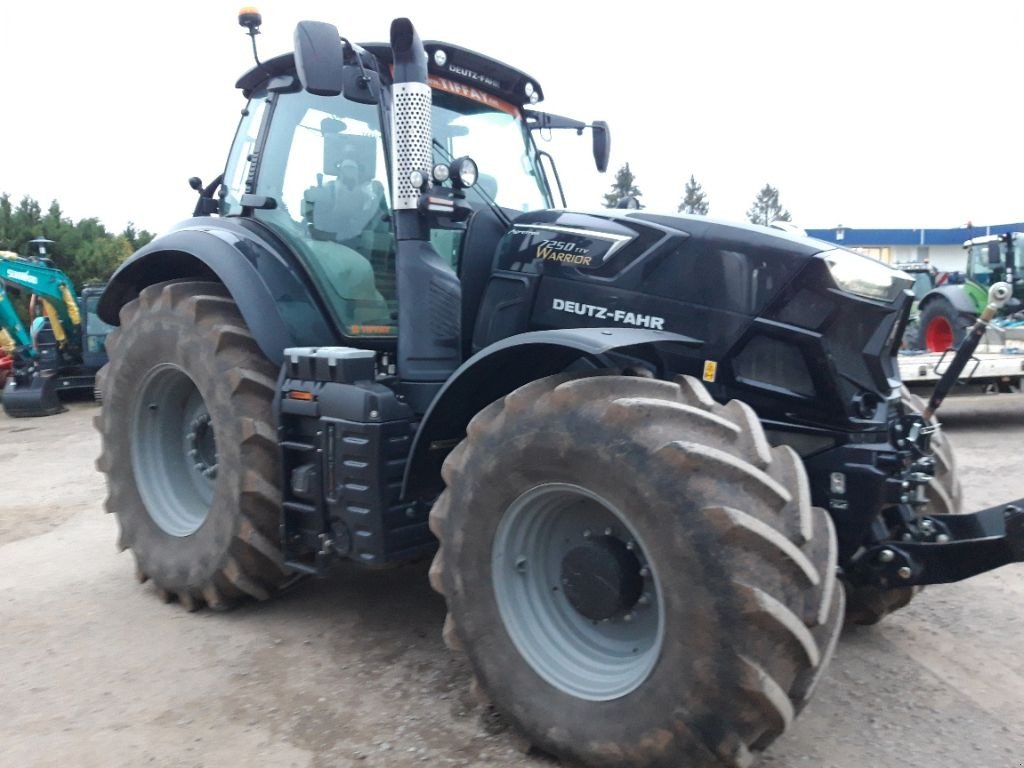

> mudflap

[{"left": 2, "top": 369, "right": 65, "bottom": 418}]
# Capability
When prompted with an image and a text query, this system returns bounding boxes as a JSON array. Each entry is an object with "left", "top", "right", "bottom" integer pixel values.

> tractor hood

[
  {"left": 493, "top": 209, "right": 911, "bottom": 310},
  {"left": 496, "top": 209, "right": 825, "bottom": 289},
  {"left": 481, "top": 208, "right": 913, "bottom": 423}
]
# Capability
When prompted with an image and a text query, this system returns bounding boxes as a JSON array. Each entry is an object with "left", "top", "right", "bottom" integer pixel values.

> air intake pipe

[{"left": 389, "top": 18, "right": 462, "bottom": 386}]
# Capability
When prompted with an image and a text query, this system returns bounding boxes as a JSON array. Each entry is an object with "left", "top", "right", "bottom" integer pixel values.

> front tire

[
  {"left": 95, "top": 280, "right": 287, "bottom": 610},
  {"left": 430, "top": 373, "right": 842, "bottom": 768}
]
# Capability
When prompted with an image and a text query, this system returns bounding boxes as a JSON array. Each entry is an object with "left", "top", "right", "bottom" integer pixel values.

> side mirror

[
  {"left": 294, "top": 21, "right": 345, "bottom": 96},
  {"left": 592, "top": 120, "right": 610, "bottom": 173},
  {"left": 343, "top": 65, "right": 381, "bottom": 105}
]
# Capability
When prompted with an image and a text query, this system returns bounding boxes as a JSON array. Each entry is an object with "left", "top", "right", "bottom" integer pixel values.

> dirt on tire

[
  {"left": 429, "top": 372, "right": 843, "bottom": 768},
  {"left": 95, "top": 280, "right": 287, "bottom": 611}
]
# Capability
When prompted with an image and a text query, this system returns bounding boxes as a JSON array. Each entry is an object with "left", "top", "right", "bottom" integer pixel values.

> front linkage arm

[
  {"left": 851, "top": 502, "right": 1024, "bottom": 589},
  {"left": 849, "top": 281, "right": 1023, "bottom": 591}
]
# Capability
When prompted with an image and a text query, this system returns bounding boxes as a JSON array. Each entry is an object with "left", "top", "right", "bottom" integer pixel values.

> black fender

[
  {"left": 402, "top": 327, "right": 702, "bottom": 499},
  {"left": 918, "top": 285, "right": 979, "bottom": 316},
  {"left": 98, "top": 218, "right": 340, "bottom": 365}
]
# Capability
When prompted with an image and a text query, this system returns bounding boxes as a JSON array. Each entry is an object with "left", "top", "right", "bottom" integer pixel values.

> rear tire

[
  {"left": 843, "top": 385, "right": 962, "bottom": 625},
  {"left": 429, "top": 373, "right": 842, "bottom": 767},
  {"left": 917, "top": 297, "right": 971, "bottom": 352},
  {"left": 94, "top": 280, "right": 287, "bottom": 610}
]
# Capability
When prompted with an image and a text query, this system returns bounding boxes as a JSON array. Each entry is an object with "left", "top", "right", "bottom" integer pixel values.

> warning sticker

[{"left": 702, "top": 360, "right": 717, "bottom": 383}]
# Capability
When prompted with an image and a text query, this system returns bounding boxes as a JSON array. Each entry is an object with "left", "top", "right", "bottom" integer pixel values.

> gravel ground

[{"left": 1, "top": 392, "right": 1023, "bottom": 768}]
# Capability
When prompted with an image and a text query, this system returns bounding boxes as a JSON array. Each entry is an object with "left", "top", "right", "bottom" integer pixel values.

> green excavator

[{"left": 0, "top": 247, "right": 111, "bottom": 417}]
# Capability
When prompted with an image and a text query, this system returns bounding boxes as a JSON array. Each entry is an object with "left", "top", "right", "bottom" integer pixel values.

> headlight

[
  {"left": 449, "top": 156, "right": 478, "bottom": 189},
  {"left": 821, "top": 248, "right": 909, "bottom": 302},
  {"left": 432, "top": 163, "right": 450, "bottom": 183}
]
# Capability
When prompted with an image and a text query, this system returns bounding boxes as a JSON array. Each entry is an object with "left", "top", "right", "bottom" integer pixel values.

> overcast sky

[{"left": 2, "top": 1, "right": 1022, "bottom": 236}]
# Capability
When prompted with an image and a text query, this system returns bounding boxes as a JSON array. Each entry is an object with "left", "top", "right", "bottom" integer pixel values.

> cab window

[
  {"left": 221, "top": 95, "right": 269, "bottom": 217},
  {"left": 252, "top": 91, "right": 396, "bottom": 336}
]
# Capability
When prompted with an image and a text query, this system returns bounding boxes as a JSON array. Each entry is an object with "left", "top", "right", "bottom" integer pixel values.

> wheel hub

[
  {"left": 561, "top": 536, "right": 643, "bottom": 620},
  {"left": 926, "top": 316, "right": 954, "bottom": 352},
  {"left": 188, "top": 412, "right": 218, "bottom": 479},
  {"left": 492, "top": 482, "right": 664, "bottom": 701},
  {"left": 131, "top": 364, "right": 217, "bottom": 538}
]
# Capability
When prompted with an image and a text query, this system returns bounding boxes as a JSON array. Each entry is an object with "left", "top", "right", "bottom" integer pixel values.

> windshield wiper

[{"left": 431, "top": 139, "right": 512, "bottom": 228}]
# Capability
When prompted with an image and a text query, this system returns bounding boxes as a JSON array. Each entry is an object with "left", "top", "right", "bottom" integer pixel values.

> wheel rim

[
  {"left": 926, "top": 315, "right": 954, "bottom": 352},
  {"left": 492, "top": 483, "right": 664, "bottom": 701},
  {"left": 131, "top": 364, "right": 217, "bottom": 537}
]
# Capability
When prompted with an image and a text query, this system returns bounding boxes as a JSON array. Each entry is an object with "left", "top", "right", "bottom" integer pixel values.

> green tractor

[{"left": 914, "top": 231, "right": 1024, "bottom": 351}]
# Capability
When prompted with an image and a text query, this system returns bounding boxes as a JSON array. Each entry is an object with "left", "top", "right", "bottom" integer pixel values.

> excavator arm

[{"left": 0, "top": 282, "right": 35, "bottom": 359}]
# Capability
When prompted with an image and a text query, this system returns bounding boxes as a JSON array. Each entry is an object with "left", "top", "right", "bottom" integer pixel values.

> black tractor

[{"left": 94, "top": 13, "right": 1024, "bottom": 768}]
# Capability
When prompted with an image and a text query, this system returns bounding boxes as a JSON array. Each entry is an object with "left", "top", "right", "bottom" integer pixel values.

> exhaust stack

[
  {"left": 390, "top": 19, "right": 432, "bottom": 221},
  {"left": 389, "top": 18, "right": 462, "bottom": 391}
]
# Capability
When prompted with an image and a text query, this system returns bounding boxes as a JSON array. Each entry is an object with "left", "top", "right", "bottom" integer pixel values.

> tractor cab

[
  {"left": 964, "top": 231, "right": 1024, "bottom": 301},
  {"left": 219, "top": 34, "right": 605, "bottom": 356}
]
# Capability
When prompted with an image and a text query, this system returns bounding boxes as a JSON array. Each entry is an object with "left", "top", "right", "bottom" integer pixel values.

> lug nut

[
  {"left": 604, "top": 527, "right": 613, "bottom": 536},
  {"left": 625, "top": 540, "right": 635, "bottom": 551},
  {"left": 583, "top": 529, "right": 592, "bottom": 539},
  {"left": 897, "top": 566, "right": 912, "bottom": 580},
  {"left": 937, "top": 534, "right": 950, "bottom": 543},
  {"left": 623, "top": 613, "right": 633, "bottom": 622},
  {"left": 639, "top": 566, "right": 650, "bottom": 578},
  {"left": 878, "top": 549, "right": 896, "bottom": 563}
]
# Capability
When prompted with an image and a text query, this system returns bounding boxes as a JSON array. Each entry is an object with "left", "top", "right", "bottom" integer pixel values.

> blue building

[{"left": 804, "top": 223, "right": 1024, "bottom": 273}]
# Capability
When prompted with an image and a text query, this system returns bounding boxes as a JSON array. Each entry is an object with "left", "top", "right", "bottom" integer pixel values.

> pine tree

[
  {"left": 678, "top": 175, "right": 709, "bottom": 215},
  {"left": 746, "top": 184, "right": 791, "bottom": 226},
  {"left": 603, "top": 163, "right": 643, "bottom": 208}
]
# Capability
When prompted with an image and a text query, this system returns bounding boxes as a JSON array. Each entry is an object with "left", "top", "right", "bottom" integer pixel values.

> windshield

[
  {"left": 968, "top": 236, "right": 1024, "bottom": 285},
  {"left": 430, "top": 86, "right": 551, "bottom": 212}
]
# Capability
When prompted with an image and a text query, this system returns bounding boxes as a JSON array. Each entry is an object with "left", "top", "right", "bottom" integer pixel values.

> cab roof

[{"left": 237, "top": 40, "right": 544, "bottom": 109}]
